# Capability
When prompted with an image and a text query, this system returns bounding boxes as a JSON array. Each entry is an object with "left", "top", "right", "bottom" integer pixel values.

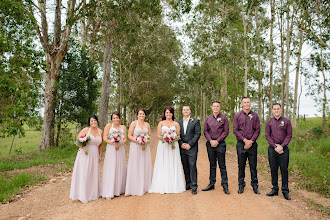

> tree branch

[
  {"left": 21, "top": 67, "right": 45, "bottom": 91},
  {"left": 26, "top": 5, "right": 46, "bottom": 50},
  {"left": 37, "top": 0, "right": 49, "bottom": 50},
  {"left": 299, "top": 24, "right": 330, "bottom": 50}
]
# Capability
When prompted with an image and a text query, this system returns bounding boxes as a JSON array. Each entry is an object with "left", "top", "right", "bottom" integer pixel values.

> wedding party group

[{"left": 70, "top": 97, "right": 293, "bottom": 204}]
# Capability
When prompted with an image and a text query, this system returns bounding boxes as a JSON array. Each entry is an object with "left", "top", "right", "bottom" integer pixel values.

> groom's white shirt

[{"left": 183, "top": 116, "right": 190, "bottom": 135}]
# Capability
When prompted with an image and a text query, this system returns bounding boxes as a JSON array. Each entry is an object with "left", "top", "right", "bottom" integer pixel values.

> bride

[{"left": 149, "top": 106, "right": 186, "bottom": 194}]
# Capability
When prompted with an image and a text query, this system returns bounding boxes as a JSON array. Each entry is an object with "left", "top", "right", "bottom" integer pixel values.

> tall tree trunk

[
  {"left": 298, "top": 63, "right": 303, "bottom": 122},
  {"left": 269, "top": 0, "right": 275, "bottom": 118},
  {"left": 34, "top": 0, "right": 81, "bottom": 150},
  {"left": 221, "top": 67, "right": 228, "bottom": 110},
  {"left": 203, "top": 92, "right": 206, "bottom": 121},
  {"left": 293, "top": 28, "right": 303, "bottom": 128},
  {"left": 80, "top": 1, "right": 87, "bottom": 46},
  {"left": 200, "top": 86, "right": 203, "bottom": 120},
  {"left": 90, "top": 19, "right": 99, "bottom": 60},
  {"left": 255, "top": 7, "right": 263, "bottom": 121},
  {"left": 280, "top": 0, "right": 285, "bottom": 108},
  {"left": 321, "top": 51, "right": 327, "bottom": 130},
  {"left": 39, "top": 55, "right": 65, "bottom": 150},
  {"left": 194, "top": 88, "right": 197, "bottom": 117},
  {"left": 243, "top": 14, "right": 248, "bottom": 97},
  {"left": 123, "top": 105, "right": 127, "bottom": 126},
  {"left": 284, "top": 7, "right": 293, "bottom": 117},
  {"left": 317, "top": 3, "right": 327, "bottom": 130},
  {"left": 55, "top": 99, "right": 62, "bottom": 147},
  {"left": 242, "top": 2, "right": 254, "bottom": 97},
  {"left": 99, "top": 36, "right": 113, "bottom": 129},
  {"left": 262, "top": 95, "right": 265, "bottom": 122}
]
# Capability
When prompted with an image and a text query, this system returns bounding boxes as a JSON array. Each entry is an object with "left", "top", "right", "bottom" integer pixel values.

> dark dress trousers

[
  {"left": 178, "top": 118, "right": 201, "bottom": 190},
  {"left": 233, "top": 110, "right": 261, "bottom": 188},
  {"left": 265, "top": 116, "right": 292, "bottom": 193}
]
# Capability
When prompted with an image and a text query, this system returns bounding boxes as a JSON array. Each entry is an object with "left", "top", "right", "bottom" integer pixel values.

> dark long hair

[
  {"left": 88, "top": 115, "right": 99, "bottom": 126},
  {"left": 161, "top": 106, "right": 175, "bottom": 121}
]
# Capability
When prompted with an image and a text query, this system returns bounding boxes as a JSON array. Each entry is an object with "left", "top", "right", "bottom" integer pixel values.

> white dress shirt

[{"left": 183, "top": 116, "right": 190, "bottom": 135}]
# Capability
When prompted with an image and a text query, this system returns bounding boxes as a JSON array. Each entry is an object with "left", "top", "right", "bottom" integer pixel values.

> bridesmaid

[
  {"left": 70, "top": 115, "right": 103, "bottom": 203},
  {"left": 101, "top": 111, "right": 127, "bottom": 199},
  {"left": 125, "top": 109, "right": 152, "bottom": 196}
]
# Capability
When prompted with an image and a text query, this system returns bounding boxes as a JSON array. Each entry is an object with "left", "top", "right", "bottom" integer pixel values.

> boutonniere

[
  {"left": 280, "top": 121, "right": 285, "bottom": 126},
  {"left": 217, "top": 117, "right": 222, "bottom": 122},
  {"left": 190, "top": 118, "right": 194, "bottom": 122},
  {"left": 248, "top": 114, "right": 253, "bottom": 120}
]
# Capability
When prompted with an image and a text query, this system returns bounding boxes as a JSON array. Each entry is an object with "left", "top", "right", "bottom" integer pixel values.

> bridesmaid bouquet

[
  {"left": 136, "top": 134, "right": 151, "bottom": 151},
  {"left": 161, "top": 130, "right": 180, "bottom": 150},
  {"left": 76, "top": 134, "right": 91, "bottom": 155},
  {"left": 106, "top": 131, "right": 124, "bottom": 151}
]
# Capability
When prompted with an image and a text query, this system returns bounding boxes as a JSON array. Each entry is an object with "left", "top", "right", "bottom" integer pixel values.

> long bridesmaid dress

[
  {"left": 70, "top": 128, "right": 102, "bottom": 203},
  {"left": 101, "top": 124, "right": 127, "bottom": 199},
  {"left": 125, "top": 121, "right": 152, "bottom": 196}
]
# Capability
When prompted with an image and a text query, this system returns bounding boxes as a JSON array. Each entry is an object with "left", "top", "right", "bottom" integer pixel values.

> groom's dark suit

[{"left": 178, "top": 117, "right": 201, "bottom": 191}]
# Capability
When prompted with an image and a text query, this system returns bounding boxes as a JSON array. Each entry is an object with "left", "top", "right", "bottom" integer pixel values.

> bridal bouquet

[
  {"left": 107, "top": 131, "right": 124, "bottom": 151},
  {"left": 161, "top": 130, "right": 180, "bottom": 150},
  {"left": 136, "top": 134, "right": 151, "bottom": 151},
  {"left": 76, "top": 134, "right": 91, "bottom": 155}
]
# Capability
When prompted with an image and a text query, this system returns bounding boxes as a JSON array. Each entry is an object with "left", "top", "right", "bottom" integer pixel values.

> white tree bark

[{"left": 293, "top": 29, "right": 303, "bottom": 128}]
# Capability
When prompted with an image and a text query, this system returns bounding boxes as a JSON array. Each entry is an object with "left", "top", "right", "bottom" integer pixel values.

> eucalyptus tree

[
  {"left": 54, "top": 41, "right": 100, "bottom": 146},
  {"left": 297, "top": 0, "right": 330, "bottom": 49},
  {"left": 21, "top": 0, "right": 86, "bottom": 150},
  {"left": 113, "top": 12, "right": 182, "bottom": 123},
  {"left": 84, "top": 0, "right": 162, "bottom": 128},
  {"left": 253, "top": 3, "right": 268, "bottom": 121},
  {"left": 269, "top": 0, "right": 275, "bottom": 118},
  {"left": 283, "top": 0, "right": 296, "bottom": 117},
  {"left": 185, "top": 0, "right": 272, "bottom": 118},
  {"left": 292, "top": 27, "right": 304, "bottom": 128},
  {"left": 297, "top": 0, "right": 329, "bottom": 129},
  {"left": 0, "top": 0, "right": 43, "bottom": 139}
]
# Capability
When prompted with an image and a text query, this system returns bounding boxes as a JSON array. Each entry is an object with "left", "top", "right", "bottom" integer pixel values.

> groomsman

[
  {"left": 202, "top": 101, "right": 230, "bottom": 194},
  {"left": 178, "top": 105, "right": 201, "bottom": 195},
  {"left": 233, "top": 97, "right": 261, "bottom": 194},
  {"left": 265, "top": 103, "right": 292, "bottom": 200}
]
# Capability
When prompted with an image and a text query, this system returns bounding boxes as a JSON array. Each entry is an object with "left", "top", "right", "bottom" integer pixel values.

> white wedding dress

[{"left": 149, "top": 126, "right": 186, "bottom": 194}]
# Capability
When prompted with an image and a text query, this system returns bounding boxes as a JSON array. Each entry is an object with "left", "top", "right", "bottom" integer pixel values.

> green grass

[
  {"left": 0, "top": 143, "right": 77, "bottom": 202},
  {"left": 307, "top": 199, "right": 330, "bottom": 215},
  {"left": 0, "top": 143, "right": 77, "bottom": 172},
  {"left": 0, "top": 124, "right": 77, "bottom": 159},
  {"left": 0, "top": 124, "right": 78, "bottom": 202},
  {"left": 0, "top": 129, "right": 42, "bottom": 158},
  {"left": 0, "top": 172, "right": 47, "bottom": 202}
]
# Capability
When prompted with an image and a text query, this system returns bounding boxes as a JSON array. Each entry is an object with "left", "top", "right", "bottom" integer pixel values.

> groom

[{"left": 178, "top": 105, "right": 201, "bottom": 195}]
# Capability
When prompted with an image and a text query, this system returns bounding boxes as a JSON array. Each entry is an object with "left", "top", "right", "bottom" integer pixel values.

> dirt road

[{"left": 0, "top": 129, "right": 328, "bottom": 220}]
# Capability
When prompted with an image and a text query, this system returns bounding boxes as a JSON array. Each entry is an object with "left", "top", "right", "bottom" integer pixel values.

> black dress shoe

[
  {"left": 223, "top": 187, "right": 230, "bottom": 194},
  {"left": 186, "top": 185, "right": 191, "bottom": 190},
  {"left": 192, "top": 189, "right": 197, "bottom": 195},
  {"left": 202, "top": 185, "right": 214, "bottom": 191},
  {"left": 237, "top": 186, "right": 244, "bottom": 194},
  {"left": 253, "top": 187, "right": 260, "bottom": 194},
  {"left": 283, "top": 192, "right": 291, "bottom": 200},
  {"left": 266, "top": 189, "right": 278, "bottom": 196}
]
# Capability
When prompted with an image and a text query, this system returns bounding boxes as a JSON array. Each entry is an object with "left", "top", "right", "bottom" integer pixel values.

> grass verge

[
  {"left": 0, "top": 144, "right": 77, "bottom": 172},
  {"left": 0, "top": 173, "right": 46, "bottom": 202},
  {"left": 0, "top": 143, "right": 77, "bottom": 202}
]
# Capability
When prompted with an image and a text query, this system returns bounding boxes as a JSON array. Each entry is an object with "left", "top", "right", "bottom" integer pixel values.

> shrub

[{"left": 312, "top": 126, "right": 323, "bottom": 136}]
